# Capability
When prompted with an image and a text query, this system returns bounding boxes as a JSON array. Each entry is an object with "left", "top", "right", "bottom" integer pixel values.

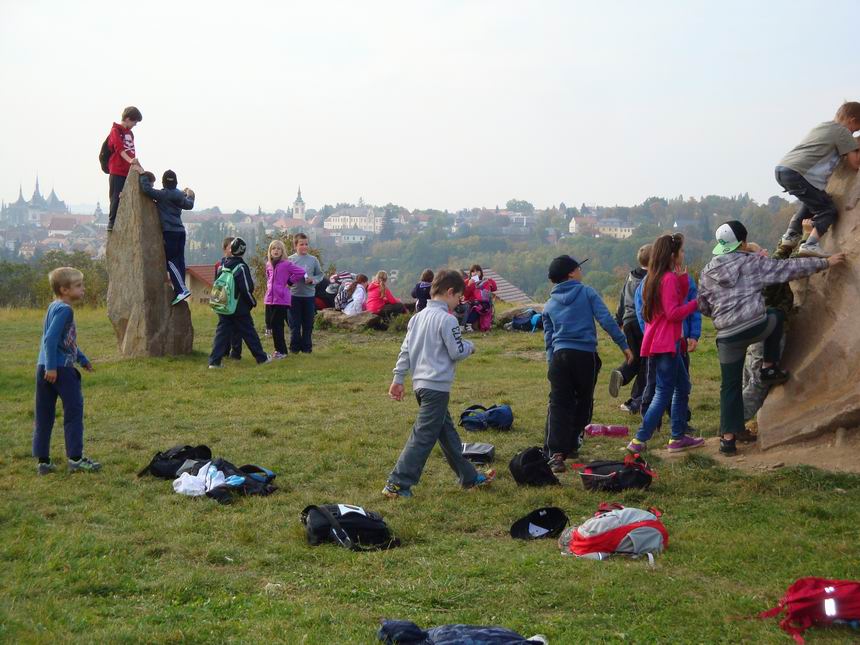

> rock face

[
  {"left": 758, "top": 158, "right": 860, "bottom": 449},
  {"left": 105, "top": 168, "right": 194, "bottom": 357}
]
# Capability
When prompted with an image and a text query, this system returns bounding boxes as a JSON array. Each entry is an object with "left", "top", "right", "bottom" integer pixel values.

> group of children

[{"left": 33, "top": 102, "right": 857, "bottom": 492}]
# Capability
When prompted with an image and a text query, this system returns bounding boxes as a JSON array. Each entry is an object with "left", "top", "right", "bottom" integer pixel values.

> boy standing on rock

[{"left": 106, "top": 106, "right": 143, "bottom": 232}]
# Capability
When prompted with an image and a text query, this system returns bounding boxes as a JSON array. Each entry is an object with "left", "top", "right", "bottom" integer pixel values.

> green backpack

[{"left": 209, "top": 265, "right": 239, "bottom": 315}]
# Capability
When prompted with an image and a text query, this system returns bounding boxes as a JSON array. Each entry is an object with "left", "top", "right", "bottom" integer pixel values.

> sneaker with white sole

[
  {"left": 271, "top": 351, "right": 287, "bottom": 360},
  {"left": 171, "top": 291, "right": 191, "bottom": 306},
  {"left": 37, "top": 461, "right": 56, "bottom": 475},
  {"left": 465, "top": 469, "right": 496, "bottom": 490},
  {"left": 666, "top": 435, "right": 705, "bottom": 452},
  {"left": 778, "top": 230, "right": 802, "bottom": 251},
  {"left": 208, "top": 363, "right": 223, "bottom": 369},
  {"left": 68, "top": 456, "right": 102, "bottom": 473},
  {"left": 547, "top": 453, "right": 566, "bottom": 474},
  {"left": 797, "top": 241, "right": 830, "bottom": 258},
  {"left": 608, "top": 369, "right": 623, "bottom": 398},
  {"left": 626, "top": 438, "right": 647, "bottom": 454},
  {"left": 381, "top": 482, "right": 413, "bottom": 499}
]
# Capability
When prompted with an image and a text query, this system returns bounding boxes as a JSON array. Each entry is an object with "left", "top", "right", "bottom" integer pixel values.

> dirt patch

[
  {"left": 654, "top": 430, "right": 860, "bottom": 474},
  {"left": 503, "top": 350, "right": 546, "bottom": 362}
]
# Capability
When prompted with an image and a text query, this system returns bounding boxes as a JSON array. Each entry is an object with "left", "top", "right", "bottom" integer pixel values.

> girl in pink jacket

[
  {"left": 265, "top": 240, "right": 307, "bottom": 358},
  {"left": 627, "top": 233, "right": 704, "bottom": 454}
]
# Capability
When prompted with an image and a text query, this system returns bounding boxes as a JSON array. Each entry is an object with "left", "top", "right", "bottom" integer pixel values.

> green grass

[{"left": 1, "top": 305, "right": 858, "bottom": 643}]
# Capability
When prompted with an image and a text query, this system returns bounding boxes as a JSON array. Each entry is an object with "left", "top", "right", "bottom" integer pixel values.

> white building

[
  {"left": 293, "top": 187, "right": 306, "bottom": 220},
  {"left": 323, "top": 206, "right": 383, "bottom": 234},
  {"left": 596, "top": 219, "right": 635, "bottom": 239}
]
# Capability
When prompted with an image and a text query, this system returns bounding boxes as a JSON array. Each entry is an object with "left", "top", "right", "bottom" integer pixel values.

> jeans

[
  {"left": 33, "top": 366, "right": 84, "bottom": 460},
  {"left": 544, "top": 349, "right": 601, "bottom": 458},
  {"left": 108, "top": 174, "right": 126, "bottom": 230},
  {"left": 209, "top": 313, "right": 268, "bottom": 365},
  {"left": 716, "top": 310, "right": 783, "bottom": 436},
  {"left": 641, "top": 352, "right": 692, "bottom": 425},
  {"left": 775, "top": 166, "right": 837, "bottom": 237},
  {"left": 636, "top": 348, "right": 691, "bottom": 442},
  {"left": 163, "top": 230, "right": 187, "bottom": 297},
  {"left": 289, "top": 296, "right": 316, "bottom": 353},
  {"left": 387, "top": 388, "right": 479, "bottom": 490},
  {"left": 268, "top": 304, "right": 290, "bottom": 355}
]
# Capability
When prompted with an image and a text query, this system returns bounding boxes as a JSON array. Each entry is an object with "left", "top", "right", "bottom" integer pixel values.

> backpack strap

[
  {"left": 304, "top": 505, "right": 356, "bottom": 550},
  {"left": 597, "top": 502, "right": 625, "bottom": 514}
]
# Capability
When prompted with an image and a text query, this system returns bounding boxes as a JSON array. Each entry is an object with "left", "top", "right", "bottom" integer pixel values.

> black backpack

[
  {"left": 301, "top": 504, "right": 401, "bottom": 551},
  {"left": 99, "top": 136, "right": 112, "bottom": 174},
  {"left": 510, "top": 507, "right": 569, "bottom": 540},
  {"left": 461, "top": 442, "right": 495, "bottom": 464},
  {"left": 203, "top": 459, "right": 278, "bottom": 504},
  {"left": 508, "top": 447, "right": 559, "bottom": 486},
  {"left": 572, "top": 455, "right": 656, "bottom": 492},
  {"left": 137, "top": 444, "right": 212, "bottom": 479}
]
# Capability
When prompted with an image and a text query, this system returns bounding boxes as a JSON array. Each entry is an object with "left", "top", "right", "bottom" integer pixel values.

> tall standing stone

[
  {"left": 757, "top": 154, "right": 860, "bottom": 449},
  {"left": 106, "top": 168, "right": 194, "bottom": 357}
]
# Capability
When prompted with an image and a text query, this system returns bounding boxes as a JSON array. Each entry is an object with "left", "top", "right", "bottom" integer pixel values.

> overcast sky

[{"left": 1, "top": 0, "right": 857, "bottom": 213}]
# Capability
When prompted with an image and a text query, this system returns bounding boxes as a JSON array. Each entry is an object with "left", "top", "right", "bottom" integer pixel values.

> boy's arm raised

[{"left": 755, "top": 254, "right": 831, "bottom": 286}]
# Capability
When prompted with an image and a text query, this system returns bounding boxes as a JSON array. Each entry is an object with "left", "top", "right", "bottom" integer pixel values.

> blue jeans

[
  {"left": 289, "top": 296, "right": 316, "bottom": 353},
  {"left": 636, "top": 350, "right": 691, "bottom": 442},
  {"left": 775, "top": 166, "right": 837, "bottom": 237},
  {"left": 387, "top": 388, "right": 478, "bottom": 490},
  {"left": 33, "top": 365, "right": 84, "bottom": 460}
]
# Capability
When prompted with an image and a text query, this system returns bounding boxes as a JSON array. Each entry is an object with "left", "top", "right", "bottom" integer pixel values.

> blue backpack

[{"left": 459, "top": 404, "right": 514, "bottom": 431}]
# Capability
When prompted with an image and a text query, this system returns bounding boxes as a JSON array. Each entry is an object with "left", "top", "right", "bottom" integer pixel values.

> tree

[
  {"left": 379, "top": 208, "right": 396, "bottom": 241},
  {"left": 506, "top": 198, "right": 534, "bottom": 214}
]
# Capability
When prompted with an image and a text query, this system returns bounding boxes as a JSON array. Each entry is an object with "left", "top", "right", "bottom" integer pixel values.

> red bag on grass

[{"left": 759, "top": 577, "right": 860, "bottom": 644}]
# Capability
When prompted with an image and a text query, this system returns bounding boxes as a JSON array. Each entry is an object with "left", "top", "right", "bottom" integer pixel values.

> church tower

[{"left": 293, "top": 186, "right": 306, "bottom": 220}]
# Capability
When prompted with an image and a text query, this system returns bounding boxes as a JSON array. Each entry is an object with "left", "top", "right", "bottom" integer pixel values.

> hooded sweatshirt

[
  {"left": 139, "top": 175, "right": 194, "bottom": 233},
  {"left": 616, "top": 267, "right": 647, "bottom": 326},
  {"left": 392, "top": 300, "right": 474, "bottom": 392},
  {"left": 265, "top": 258, "right": 308, "bottom": 306},
  {"left": 639, "top": 272, "right": 698, "bottom": 356},
  {"left": 107, "top": 122, "right": 135, "bottom": 176},
  {"left": 219, "top": 256, "right": 256, "bottom": 315},
  {"left": 541, "top": 279, "right": 628, "bottom": 362},
  {"left": 698, "top": 252, "right": 828, "bottom": 338}
]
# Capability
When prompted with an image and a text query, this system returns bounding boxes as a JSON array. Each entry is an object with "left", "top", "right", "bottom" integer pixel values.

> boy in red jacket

[{"left": 106, "top": 106, "right": 143, "bottom": 231}]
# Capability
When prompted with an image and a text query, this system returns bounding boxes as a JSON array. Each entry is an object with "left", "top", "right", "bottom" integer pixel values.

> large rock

[
  {"left": 105, "top": 168, "right": 194, "bottom": 357},
  {"left": 317, "top": 308, "right": 384, "bottom": 331},
  {"left": 757, "top": 157, "right": 860, "bottom": 449}
]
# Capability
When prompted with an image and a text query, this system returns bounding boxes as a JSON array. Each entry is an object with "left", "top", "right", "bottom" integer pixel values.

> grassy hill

[{"left": 1, "top": 305, "right": 858, "bottom": 643}]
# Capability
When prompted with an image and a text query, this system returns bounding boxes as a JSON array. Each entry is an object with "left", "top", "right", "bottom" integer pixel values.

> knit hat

[
  {"left": 548, "top": 255, "right": 588, "bottom": 283},
  {"left": 230, "top": 237, "right": 247, "bottom": 256},
  {"left": 162, "top": 169, "right": 178, "bottom": 189},
  {"left": 713, "top": 220, "right": 747, "bottom": 255}
]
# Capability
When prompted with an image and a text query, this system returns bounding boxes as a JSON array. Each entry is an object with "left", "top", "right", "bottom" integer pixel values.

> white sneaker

[
  {"left": 797, "top": 241, "right": 830, "bottom": 258},
  {"left": 779, "top": 231, "right": 802, "bottom": 250},
  {"left": 208, "top": 363, "right": 223, "bottom": 369}
]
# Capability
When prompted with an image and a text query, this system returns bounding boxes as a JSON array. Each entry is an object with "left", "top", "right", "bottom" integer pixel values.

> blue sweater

[
  {"left": 635, "top": 274, "right": 701, "bottom": 339},
  {"left": 542, "top": 279, "right": 628, "bottom": 361},
  {"left": 37, "top": 301, "right": 89, "bottom": 370}
]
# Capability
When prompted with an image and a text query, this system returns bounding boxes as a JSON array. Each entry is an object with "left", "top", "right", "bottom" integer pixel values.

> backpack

[
  {"left": 334, "top": 280, "right": 354, "bottom": 311},
  {"left": 759, "top": 578, "right": 860, "bottom": 644},
  {"left": 459, "top": 404, "right": 514, "bottom": 431},
  {"left": 462, "top": 442, "right": 496, "bottom": 464},
  {"left": 571, "top": 454, "right": 656, "bottom": 492},
  {"left": 510, "top": 507, "right": 569, "bottom": 540},
  {"left": 559, "top": 502, "right": 668, "bottom": 563},
  {"left": 209, "top": 265, "right": 239, "bottom": 315},
  {"left": 301, "top": 504, "right": 401, "bottom": 551},
  {"left": 510, "top": 309, "right": 543, "bottom": 332},
  {"left": 509, "top": 447, "right": 559, "bottom": 486},
  {"left": 137, "top": 444, "right": 213, "bottom": 479},
  {"left": 204, "top": 459, "right": 278, "bottom": 504},
  {"left": 99, "top": 136, "right": 111, "bottom": 174}
]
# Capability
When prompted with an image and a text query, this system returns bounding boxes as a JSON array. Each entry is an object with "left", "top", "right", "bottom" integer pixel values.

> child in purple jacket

[{"left": 265, "top": 240, "right": 308, "bottom": 358}]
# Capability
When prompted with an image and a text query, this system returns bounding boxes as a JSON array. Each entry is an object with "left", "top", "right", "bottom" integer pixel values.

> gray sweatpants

[
  {"left": 742, "top": 336, "right": 787, "bottom": 421},
  {"left": 387, "top": 388, "right": 478, "bottom": 490}
]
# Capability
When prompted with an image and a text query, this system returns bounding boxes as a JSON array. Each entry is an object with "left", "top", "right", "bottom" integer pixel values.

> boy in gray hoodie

[{"left": 383, "top": 269, "right": 495, "bottom": 498}]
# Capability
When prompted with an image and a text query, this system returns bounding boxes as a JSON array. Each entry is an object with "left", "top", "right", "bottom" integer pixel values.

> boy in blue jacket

[
  {"left": 33, "top": 267, "right": 101, "bottom": 475},
  {"left": 140, "top": 170, "right": 195, "bottom": 305},
  {"left": 542, "top": 255, "right": 632, "bottom": 472}
]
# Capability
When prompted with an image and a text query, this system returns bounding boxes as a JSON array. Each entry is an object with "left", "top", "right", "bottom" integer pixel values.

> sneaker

[
  {"left": 37, "top": 461, "right": 56, "bottom": 475},
  {"left": 264, "top": 329, "right": 272, "bottom": 337},
  {"left": 258, "top": 354, "right": 273, "bottom": 365},
  {"left": 382, "top": 482, "right": 413, "bottom": 499},
  {"left": 778, "top": 230, "right": 802, "bottom": 251},
  {"left": 466, "top": 469, "right": 496, "bottom": 490},
  {"left": 208, "top": 363, "right": 223, "bottom": 369},
  {"left": 667, "top": 435, "right": 705, "bottom": 452},
  {"left": 547, "top": 453, "right": 566, "bottom": 474},
  {"left": 797, "top": 241, "right": 830, "bottom": 258},
  {"left": 608, "top": 369, "right": 623, "bottom": 398},
  {"left": 464, "top": 324, "right": 474, "bottom": 333},
  {"left": 626, "top": 438, "right": 647, "bottom": 454},
  {"left": 271, "top": 352, "right": 287, "bottom": 360},
  {"left": 719, "top": 437, "right": 738, "bottom": 456},
  {"left": 171, "top": 291, "right": 191, "bottom": 306},
  {"left": 68, "top": 456, "right": 102, "bottom": 473},
  {"left": 760, "top": 365, "right": 790, "bottom": 385}
]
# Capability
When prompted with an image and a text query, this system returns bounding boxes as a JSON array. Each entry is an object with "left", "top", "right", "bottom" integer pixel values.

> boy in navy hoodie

[{"left": 542, "top": 255, "right": 632, "bottom": 472}]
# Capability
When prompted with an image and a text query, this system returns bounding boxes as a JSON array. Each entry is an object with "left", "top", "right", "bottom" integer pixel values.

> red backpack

[{"left": 759, "top": 577, "right": 860, "bottom": 644}]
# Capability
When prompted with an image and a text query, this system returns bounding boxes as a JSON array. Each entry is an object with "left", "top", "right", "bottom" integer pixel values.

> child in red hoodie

[
  {"left": 627, "top": 233, "right": 704, "bottom": 454},
  {"left": 106, "top": 106, "right": 143, "bottom": 231}
]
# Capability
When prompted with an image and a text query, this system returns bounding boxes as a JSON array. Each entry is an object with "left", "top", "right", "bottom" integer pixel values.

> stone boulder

[
  {"left": 317, "top": 308, "right": 383, "bottom": 331},
  {"left": 757, "top": 157, "right": 860, "bottom": 449},
  {"left": 105, "top": 168, "right": 194, "bottom": 357}
]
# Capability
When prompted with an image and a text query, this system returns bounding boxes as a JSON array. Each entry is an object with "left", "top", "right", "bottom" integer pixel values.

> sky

[{"left": 1, "top": 0, "right": 858, "bottom": 213}]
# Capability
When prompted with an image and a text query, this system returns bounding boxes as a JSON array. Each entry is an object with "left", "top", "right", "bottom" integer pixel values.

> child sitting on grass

[
  {"left": 542, "top": 255, "right": 632, "bottom": 472},
  {"left": 264, "top": 240, "right": 307, "bottom": 359},
  {"left": 33, "top": 267, "right": 100, "bottom": 475},
  {"left": 698, "top": 220, "right": 844, "bottom": 455},
  {"left": 411, "top": 268, "right": 434, "bottom": 312},
  {"left": 627, "top": 233, "right": 703, "bottom": 455},
  {"left": 383, "top": 269, "right": 495, "bottom": 498}
]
